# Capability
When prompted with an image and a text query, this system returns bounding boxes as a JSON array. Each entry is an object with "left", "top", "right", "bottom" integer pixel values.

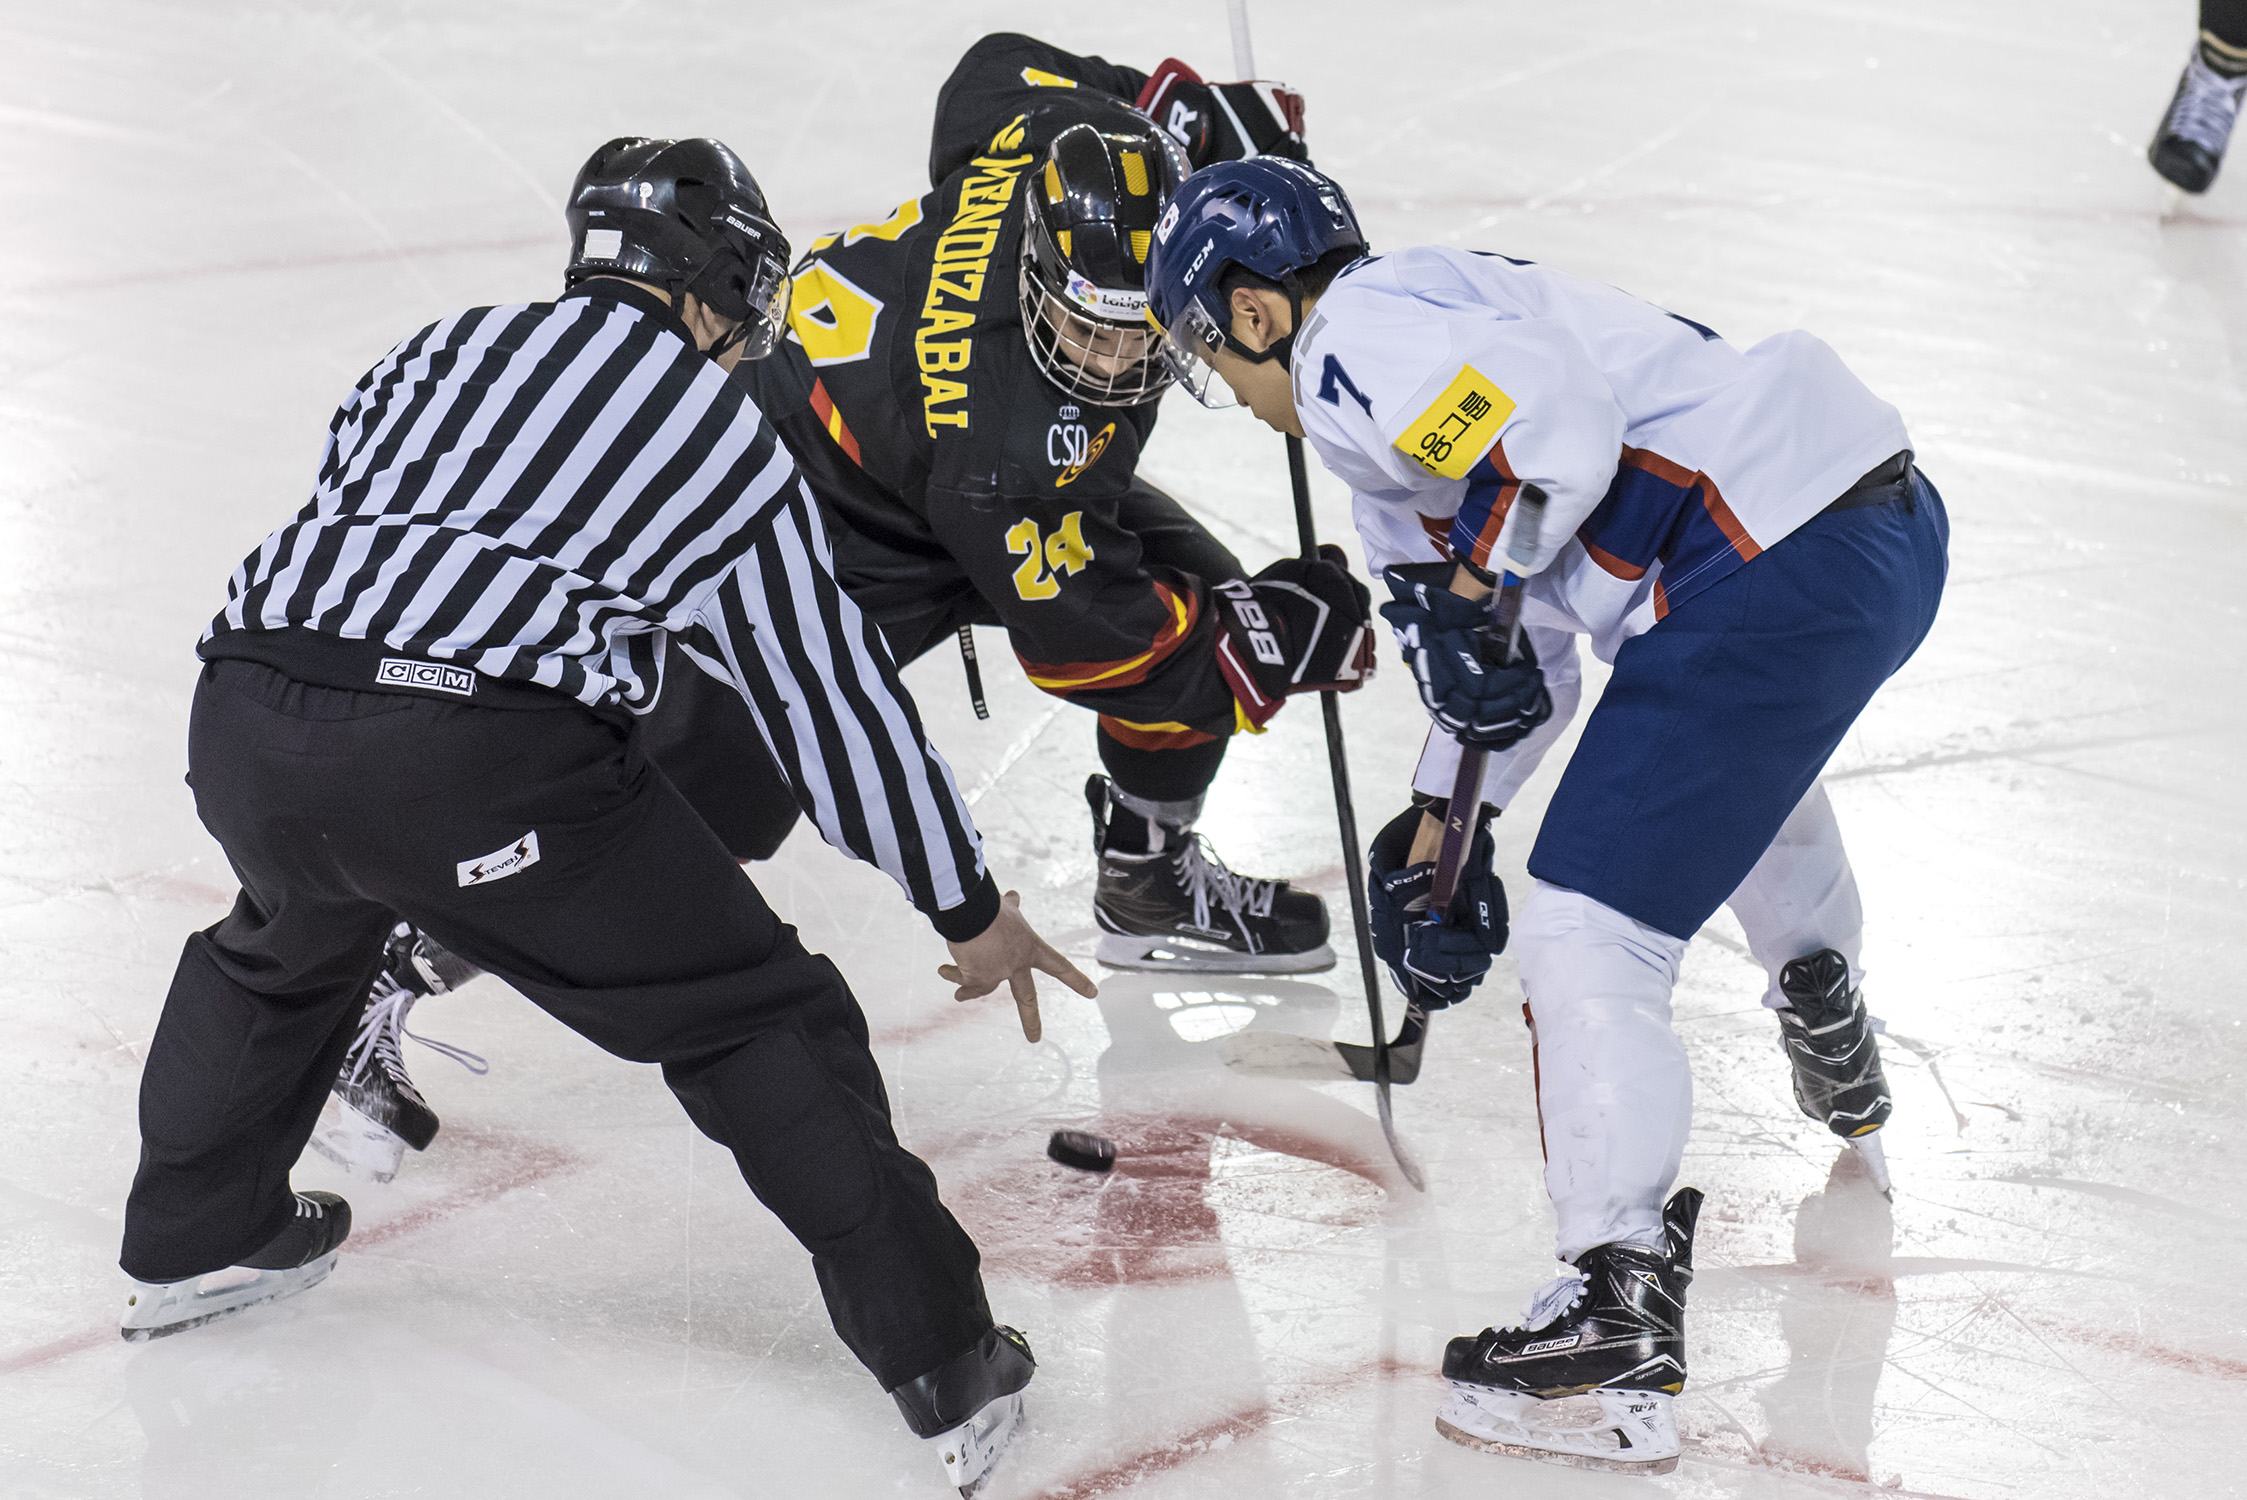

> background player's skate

[
  {"left": 1087, "top": 775, "right": 1333, "bottom": 973},
  {"left": 308, "top": 924, "right": 487, "bottom": 1182},
  {"left": 2150, "top": 34, "right": 2247, "bottom": 192},
  {"left": 1438, "top": 1188, "right": 1701, "bottom": 1472},
  {"left": 120, "top": 1191, "right": 352, "bottom": 1342},
  {"left": 1776, "top": 948, "right": 1894, "bottom": 1197}
]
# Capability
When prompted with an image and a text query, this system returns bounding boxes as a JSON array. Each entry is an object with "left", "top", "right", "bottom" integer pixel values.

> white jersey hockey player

[{"left": 1146, "top": 157, "right": 1949, "bottom": 1471}]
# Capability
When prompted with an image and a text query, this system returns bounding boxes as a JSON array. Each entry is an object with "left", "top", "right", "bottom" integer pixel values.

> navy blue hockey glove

[
  {"left": 1365, "top": 804, "right": 1509, "bottom": 1010},
  {"left": 1378, "top": 561, "right": 1552, "bottom": 750}
]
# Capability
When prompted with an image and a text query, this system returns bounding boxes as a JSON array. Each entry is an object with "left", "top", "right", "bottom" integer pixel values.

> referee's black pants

[{"left": 121, "top": 660, "right": 992, "bottom": 1390}]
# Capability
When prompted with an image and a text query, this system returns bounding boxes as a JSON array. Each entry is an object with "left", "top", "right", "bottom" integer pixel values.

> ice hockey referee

[{"left": 115, "top": 137, "right": 1081, "bottom": 1492}]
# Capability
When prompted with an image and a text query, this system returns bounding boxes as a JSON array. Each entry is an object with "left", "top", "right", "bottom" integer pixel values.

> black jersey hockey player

[
  {"left": 308, "top": 33, "right": 1376, "bottom": 1187},
  {"left": 740, "top": 32, "right": 1375, "bottom": 976}
]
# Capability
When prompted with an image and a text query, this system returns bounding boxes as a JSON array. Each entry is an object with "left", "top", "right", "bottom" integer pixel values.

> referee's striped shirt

[{"left": 204, "top": 280, "right": 995, "bottom": 937}]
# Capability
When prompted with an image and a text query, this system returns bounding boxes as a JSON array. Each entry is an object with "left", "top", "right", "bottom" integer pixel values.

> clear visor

[
  {"left": 719, "top": 252, "right": 793, "bottom": 363},
  {"left": 1018, "top": 259, "right": 1173, "bottom": 407},
  {"left": 1150, "top": 298, "right": 1239, "bottom": 410}
]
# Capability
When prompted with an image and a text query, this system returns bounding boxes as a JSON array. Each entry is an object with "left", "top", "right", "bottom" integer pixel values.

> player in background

[
  {"left": 739, "top": 32, "right": 1375, "bottom": 975},
  {"left": 121, "top": 137, "right": 1086, "bottom": 1495},
  {"left": 308, "top": 33, "right": 1377, "bottom": 1185},
  {"left": 2151, "top": 1, "right": 2247, "bottom": 191},
  {"left": 1145, "top": 159, "right": 1948, "bottom": 1471}
]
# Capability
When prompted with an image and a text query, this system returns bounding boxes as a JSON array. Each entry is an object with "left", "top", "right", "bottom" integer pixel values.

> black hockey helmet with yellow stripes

[
  {"left": 564, "top": 137, "right": 793, "bottom": 361},
  {"left": 1019, "top": 119, "right": 1191, "bottom": 405}
]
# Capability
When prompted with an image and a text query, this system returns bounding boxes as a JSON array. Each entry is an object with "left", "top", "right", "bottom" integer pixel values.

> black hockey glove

[
  {"left": 1137, "top": 57, "right": 1309, "bottom": 166},
  {"left": 1365, "top": 804, "right": 1509, "bottom": 1009},
  {"left": 1379, "top": 561, "right": 1551, "bottom": 750},
  {"left": 1212, "top": 545, "right": 1375, "bottom": 730}
]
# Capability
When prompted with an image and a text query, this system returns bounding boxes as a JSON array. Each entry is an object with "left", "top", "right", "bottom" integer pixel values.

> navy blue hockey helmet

[{"left": 1144, "top": 157, "right": 1367, "bottom": 406}]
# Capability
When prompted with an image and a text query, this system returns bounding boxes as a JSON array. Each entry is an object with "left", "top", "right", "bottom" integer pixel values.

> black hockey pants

[{"left": 120, "top": 660, "right": 992, "bottom": 1390}]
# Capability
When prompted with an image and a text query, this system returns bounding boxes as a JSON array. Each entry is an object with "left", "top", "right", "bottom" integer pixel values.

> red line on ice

[
  {"left": 2031, "top": 1315, "right": 2247, "bottom": 1382},
  {"left": 1041, "top": 1357, "right": 1412, "bottom": 1499},
  {"left": 0, "top": 1125, "right": 580, "bottom": 1375}
]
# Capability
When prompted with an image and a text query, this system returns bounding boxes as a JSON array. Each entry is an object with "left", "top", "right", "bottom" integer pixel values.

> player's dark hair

[{"left": 1216, "top": 244, "right": 1365, "bottom": 305}]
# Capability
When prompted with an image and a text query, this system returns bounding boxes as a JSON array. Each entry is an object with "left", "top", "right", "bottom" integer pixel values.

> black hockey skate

[
  {"left": 308, "top": 925, "right": 487, "bottom": 1182},
  {"left": 1085, "top": 775, "right": 1333, "bottom": 975},
  {"left": 2150, "top": 49, "right": 2247, "bottom": 193},
  {"left": 1438, "top": 1188, "right": 1702, "bottom": 1472},
  {"left": 121, "top": 1191, "right": 352, "bottom": 1342},
  {"left": 1777, "top": 948, "right": 1893, "bottom": 1197},
  {"left": 891, "top": 1325, "right": 1036, "bottom": 1497}
]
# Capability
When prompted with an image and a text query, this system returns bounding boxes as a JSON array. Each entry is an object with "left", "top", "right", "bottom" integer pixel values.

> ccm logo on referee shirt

[
  {"left": 457, "top": 831, "right": 540, "bottom": 887},
  {"left": 376, "top": 657, "right": 476, "bottom": 698}
]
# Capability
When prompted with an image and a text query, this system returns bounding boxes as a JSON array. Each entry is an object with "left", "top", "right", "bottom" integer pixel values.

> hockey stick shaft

[
  {"left": 1231, "top": 0, "right": 1418, "bottom": 1187},
  {"left": 1429, "top": 485, "right": 1547, "bottom": 913}
]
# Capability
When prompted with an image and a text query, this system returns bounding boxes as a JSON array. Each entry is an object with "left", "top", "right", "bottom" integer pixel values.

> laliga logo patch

[
  {"left": 376, "top": 657, "right": 476, "bottom": 698},
  {"left": 1063, "top": 270, "right": 1148, "bottom": 319}
]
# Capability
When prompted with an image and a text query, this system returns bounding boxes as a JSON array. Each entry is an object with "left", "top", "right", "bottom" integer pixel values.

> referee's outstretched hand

[{"left": 939, "top": 890, "right": 1098, "bottom": 1043}]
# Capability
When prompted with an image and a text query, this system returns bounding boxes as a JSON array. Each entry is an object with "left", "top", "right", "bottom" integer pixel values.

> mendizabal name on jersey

[
  {"left": 1393, "top": 364, "right": 1517, "bottom": 479},
  {"left": 916, "top": 116, "right": 1034, "bottom": 437}
]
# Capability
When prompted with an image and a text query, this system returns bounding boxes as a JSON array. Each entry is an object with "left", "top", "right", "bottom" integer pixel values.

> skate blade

[
  {"left": 934, "top": 1389, "right": 1024, "bottom": 1498},
  {"left": 1437, "top": 1384, "right": 1679, "bottom": 1474},
  {"left": 1095, "top": 933, "right": 1336, "bottom": 976},
  {"left": 1848, "top": 1131, "right": 1893, "bottom": 1200},
  {"left": 120, "top": 1252, "right": 339, "bottom": 1343},
  {"left": 305, "top": 1095, "right": 409, "bottom": 1183}
]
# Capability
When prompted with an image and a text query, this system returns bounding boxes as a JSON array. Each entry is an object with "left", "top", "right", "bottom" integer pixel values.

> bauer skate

[
  {"left": 1776, "top": 948, "right": 1893, "bottom": 1198},
  {"left": 891, "top": 1325, "right": 1035, "bottom": 1497},
  {"left": 2150, "top": 47, "right": 2247, "bottom": 193},
  {"left": 1438, "top": 1188, "right": 1702, "bottom": 1473},
  {"left": 1086, "top": 775, "right": 1333, "bottom": 975},
  {"left": 309, "top": 925, "right": 486, "bottom": 1182},
  {"left": 121, "top": 1191, "right": 351, "bottom": 1342}
]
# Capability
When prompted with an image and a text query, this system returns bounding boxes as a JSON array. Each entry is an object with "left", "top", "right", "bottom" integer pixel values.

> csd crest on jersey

[{"left": 1047, "top": 407, "right": 1115, "bottom": 488}]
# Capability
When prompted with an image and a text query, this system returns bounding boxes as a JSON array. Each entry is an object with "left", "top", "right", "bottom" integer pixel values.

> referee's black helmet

[{"left": 565, "top": 137, "right": 793, "bottom": 360}]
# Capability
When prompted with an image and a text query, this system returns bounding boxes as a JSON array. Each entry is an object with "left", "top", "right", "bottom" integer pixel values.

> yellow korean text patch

[{"left": 1394, "top": 365, "right": 1516, "bottom": 480}]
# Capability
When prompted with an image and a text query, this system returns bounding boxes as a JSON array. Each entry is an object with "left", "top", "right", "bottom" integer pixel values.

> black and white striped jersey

[{"left": 204, "top": 280, "right": 994, "bottom": 934}]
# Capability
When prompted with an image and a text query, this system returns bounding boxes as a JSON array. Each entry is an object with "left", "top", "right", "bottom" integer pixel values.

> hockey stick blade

[{"left": 1334, "top": 1002, "right": 1429, "bottom": 1086}]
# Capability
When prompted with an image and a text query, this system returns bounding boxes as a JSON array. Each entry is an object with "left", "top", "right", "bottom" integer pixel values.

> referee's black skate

[
  {"left": 309, "top": 924, "right": 486, "bottom": 1182},
  {"left": 1776, "top": 948, "right": 1893, "bottom": 1197},
  {"left": 891, "top": 1325, "right": 1036, "bottom": 1496},
  {"left": 1438, "top": 1188, "right": 1702, "bottom": 1473},
  {"left": 121, "top": 1191, "right": 352, "bottom": 1342},
  {"left": 1086, "top": 775, "right": 1333, "bottom": 975}
]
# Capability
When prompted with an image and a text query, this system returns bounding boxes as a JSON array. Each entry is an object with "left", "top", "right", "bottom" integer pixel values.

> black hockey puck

[{"left": 1046, "top": 1130, "right": 1116, "bottom": 1173}]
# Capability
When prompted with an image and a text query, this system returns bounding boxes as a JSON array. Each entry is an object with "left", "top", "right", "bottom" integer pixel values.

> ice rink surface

[{"left": 4, "top": 0, "right": 2245, "bottom": 1495}]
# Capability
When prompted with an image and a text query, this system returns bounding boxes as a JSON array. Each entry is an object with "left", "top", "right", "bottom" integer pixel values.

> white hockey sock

[
  {"left": 1515, "top": 881, "right": 1692, "bottom": 1262},
  {"left": 1724, "top": 781, "right": 1867, "bottom": 1010}
]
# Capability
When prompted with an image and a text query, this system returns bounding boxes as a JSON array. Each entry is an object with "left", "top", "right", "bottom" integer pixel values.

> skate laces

[
  {"left": 345, "top": 981, "right": 489, "bottom": 1103},
  {"left": 1173, "top": 834, "right": 1279, "bottom": 935},
  {"left": 2168, "top": 56, "right": 2246, "bottom": 149},
  {"left": 1510, "top": 1270, "right": 1589, "bottom": 1333}
]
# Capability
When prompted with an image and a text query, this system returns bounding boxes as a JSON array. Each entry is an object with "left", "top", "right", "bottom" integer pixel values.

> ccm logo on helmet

[{"left": 1184, "top": 235, "right": 1217, "bottom": 282}]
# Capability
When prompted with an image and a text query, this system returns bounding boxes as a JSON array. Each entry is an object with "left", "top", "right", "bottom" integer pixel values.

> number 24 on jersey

[{"left": 1007, "top": 512, "right": 1095, "bottom": 600}]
